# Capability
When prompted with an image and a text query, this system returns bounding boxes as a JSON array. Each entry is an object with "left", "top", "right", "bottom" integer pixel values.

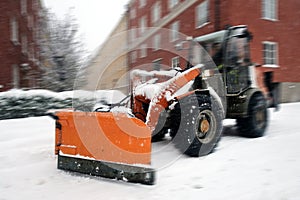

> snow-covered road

[{"left": 1, "top": 103, "right": 300, "bottom": 200}]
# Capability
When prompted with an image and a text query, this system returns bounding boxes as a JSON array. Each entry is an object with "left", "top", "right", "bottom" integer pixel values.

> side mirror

[{"left": 237, "top": 30, "right": 253, "bottom": 41}]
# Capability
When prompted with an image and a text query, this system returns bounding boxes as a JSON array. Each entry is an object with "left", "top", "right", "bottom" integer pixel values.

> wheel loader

[{"left": 53, "top": 25, "right": 269, "bottom": 185}]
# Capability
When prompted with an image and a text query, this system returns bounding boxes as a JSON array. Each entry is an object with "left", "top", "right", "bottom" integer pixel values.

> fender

[
  {"left": 175, "top": 88, "right": 225, "bottom": 119},
  {"left": 175, "top": 88, "right": 210, "bottom": 101},
  {"left": 226, "top": 88, "right": 265, "bottom": 118}
]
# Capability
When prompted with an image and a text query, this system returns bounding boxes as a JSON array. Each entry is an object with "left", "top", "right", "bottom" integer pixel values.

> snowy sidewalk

[{"left": 0, "top": 103, "right": 299, "bottom": 200}]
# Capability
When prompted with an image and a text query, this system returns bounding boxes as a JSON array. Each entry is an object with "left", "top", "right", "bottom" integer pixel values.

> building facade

[
  {"left": 127, "top": 0, "right": 300, "bottom": 102},
  {"left": 0, "top": 0, "right": 41, "bottom": 92},
  {"left": 85, "top": 14, "right": 129, "bottom": 93}
]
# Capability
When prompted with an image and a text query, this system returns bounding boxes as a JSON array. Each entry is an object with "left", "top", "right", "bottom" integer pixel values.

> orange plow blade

[{"left": 54, "top": 111, "right": 155, "bottom": 185}]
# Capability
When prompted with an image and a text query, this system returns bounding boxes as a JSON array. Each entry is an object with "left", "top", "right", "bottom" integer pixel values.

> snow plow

[
  {"left": 54, "top": 65, "right": 204, "bottom": 185},
  {"left": 53, "top": 25, "right": 271, "bottom": 185},
  {"left": 54, "top": 111, "right": 155, "bottom": 185}
]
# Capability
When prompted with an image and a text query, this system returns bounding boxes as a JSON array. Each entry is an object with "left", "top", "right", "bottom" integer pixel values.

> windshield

[{"left": 225, "top": 28, "right": 251, "bottom": 94}]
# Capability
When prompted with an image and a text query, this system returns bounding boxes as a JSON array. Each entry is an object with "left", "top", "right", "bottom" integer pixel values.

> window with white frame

[
  {"left": 262, "top": 0, "right": 277, "bottom": 20},
  {"left": 21, "top": 35, "right": 28, "bottom": 54},
  {"left": 27, "top": 15, "right": 34, "bottom": 29},
  {"left": 172, "top": 57, "right": 180, "bottom": 68},
  {"left": 131, "top": 51, "right": 137, "bottom": 63},
  {"left": 10, "top": 17, "right": 19, "bottom": 44},
  {"left": 152, "top": 2, "right": 161, "bottom": 24},
  {"left": 21, "top": 0, "right": 27, "bottom": 15},
  {"left": 32, "top": 0, "right": 38, "bottom": 11},
  {"left": 28, "top": 46, "right": 32, "bottom": 61},
  {"left": 12, "top": 64, "right": 20, "bottom": 88},
  {"left": 29, "top": 46, "right": 35, "bottom": 61},
  {"left": 169, "top": 0, "right": 179, "bottom": 10},
  {"left": 130, "top": 28, "right": 136, "bottom": 43},
  {"left": 139, "top": 16, "right": 147, "bottom": 34},
  {"left": 153, "top": 59, "right": 162, "bottom": 71},
  {"left": 139, "top": 0, "right": 146, "bottom": 8},
  {"left": 153, "top": 34, "right": 161, "bottom": 51},
  {"left": 263, "top": 42, "right": 278, "bottom": 66},
  {"left": 140, "top": 44, "right": 147, "bottom": 58},
  {"left": 195, "top": 0, "right": 209, "bottom": 28},
  {"left": 170, "top": 21, "right": 180, "bottom": 42},
  {"left": 130, "top": 8, "right": 136, "bottom": 19}
]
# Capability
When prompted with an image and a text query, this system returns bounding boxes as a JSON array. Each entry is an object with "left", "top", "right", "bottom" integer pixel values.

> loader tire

[
  {"left": 152, "top": 128, "right": 167, "bottom": 142},
  {"left": 236, "top": 93, "right": 268, "bottom": 138},
  {"left": 172, "top": 94, "right": 223, "bottom": 157},
  {"left": 151, "top": 109, "right": 168, "bottom": 142}
]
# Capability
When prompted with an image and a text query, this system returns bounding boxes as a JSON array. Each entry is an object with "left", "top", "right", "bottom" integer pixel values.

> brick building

[
  {"left": 0, "top": 0, "right": 42, "bottom": 92},
  {"left": 126, "top": 0, "right": 300, "bottom": 102}
]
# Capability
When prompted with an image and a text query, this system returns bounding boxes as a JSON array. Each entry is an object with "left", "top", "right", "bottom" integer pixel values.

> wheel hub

[
  {"left": 196, "top": 110, "right": 216, "bottom": 144},
  {"left": 200, "top": 118, "right": 210, "bottom": 134}
]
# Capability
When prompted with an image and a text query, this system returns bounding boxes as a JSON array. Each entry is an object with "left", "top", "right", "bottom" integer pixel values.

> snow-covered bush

[
  {"left": 0, "top": 89, "right": 127, "bottom": 120},
  {"left": 0, "top": 90, "right": 92, "bottom": 120}
]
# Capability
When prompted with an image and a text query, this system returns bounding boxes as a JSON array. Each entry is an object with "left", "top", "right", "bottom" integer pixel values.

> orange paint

[
  {"left": 55, "top": 112, "right": 151, "bottom": 165},
  {"left": 146, "top": 66, "right": 202, "bottom": 132}
]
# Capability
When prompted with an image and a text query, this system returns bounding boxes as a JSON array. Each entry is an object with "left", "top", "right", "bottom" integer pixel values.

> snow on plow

[{"left": 54, "top": 111, "right": 155, "bottom": 185}]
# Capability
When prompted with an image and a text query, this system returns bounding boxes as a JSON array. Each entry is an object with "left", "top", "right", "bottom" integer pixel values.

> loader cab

[
  {"left": 222, "top": 26, "right": 252, "bottom": 95},
  {"left": 192, "top": 25, "right": 253, "bottom": 97}
]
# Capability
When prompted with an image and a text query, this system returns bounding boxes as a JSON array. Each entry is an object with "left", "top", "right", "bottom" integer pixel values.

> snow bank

[
  {"left": 0, "top": 89, "right": 126, "bottom": 102},
  {"left": 0, "top": 89, "right": 75, "bottom": 99}
]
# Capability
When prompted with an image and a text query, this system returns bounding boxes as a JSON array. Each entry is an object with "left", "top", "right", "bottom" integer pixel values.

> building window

[
  {"left": 32, "top": 0, "right": 38, "bottom": 11},
  {"left": 153, "top": 59, "right": 162, "bottom": 71},
  {"left": 12, "top": 64, "right": 20, "bottom": 88},
  {"left": 130, "top": 28, "right": 136, "bottom": 43},
  {"left": 170, "top": 21, "right": 180, "bottom": 42},
  {"left": 140, "top": 44, "right": 147, "bottom": 58},
  {"left": 139, "top": 0, "right": 146, "bottom": 8},
  {"left": 169, "top": 0, "right": 179, "bottom": 10},
  {"left": 21, "top": 35, "right": 28, "bottom": 54},
  {"left": 130, "top": 8, "right": 136, "bottom": 19},
  {"left": 172, "top": 57, "right": 180, "bottom": 68},
  {"left": 131, "top": 51, "right": 137, "bottom": 63},
  {"left": 27, "top": 15, "right": 34, "bottom": 29},
  {"left": 263, "top": 41, "right": 278, "bottom": 67},
  {"left": 152, "top": 2, "right": 161, "bottom": 24},
  {"left": 153, "top": 34, "right": 161, "bottom": 51},
  {"left": 195, "top": 0, "right": 209, "bottom": 28},
  {"left": 21, "top": 0, "right": 27, "bottom": 15},
  {"left": 262, "top": 0, "right": 278, "bottom": 20},
  {"left": 29, "top": 46, "right": 35, "bottom": 61},
  {"left": 10, "top": 17, "right": 19, "bottom": 44},
  {"left": 139, "top": 16, "right": 147, "bottom": 34}
]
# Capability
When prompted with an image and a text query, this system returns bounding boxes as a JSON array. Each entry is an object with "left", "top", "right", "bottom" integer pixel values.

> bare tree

[{"left": 38, "top": 9, "right": 87, "bottom": 92}]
